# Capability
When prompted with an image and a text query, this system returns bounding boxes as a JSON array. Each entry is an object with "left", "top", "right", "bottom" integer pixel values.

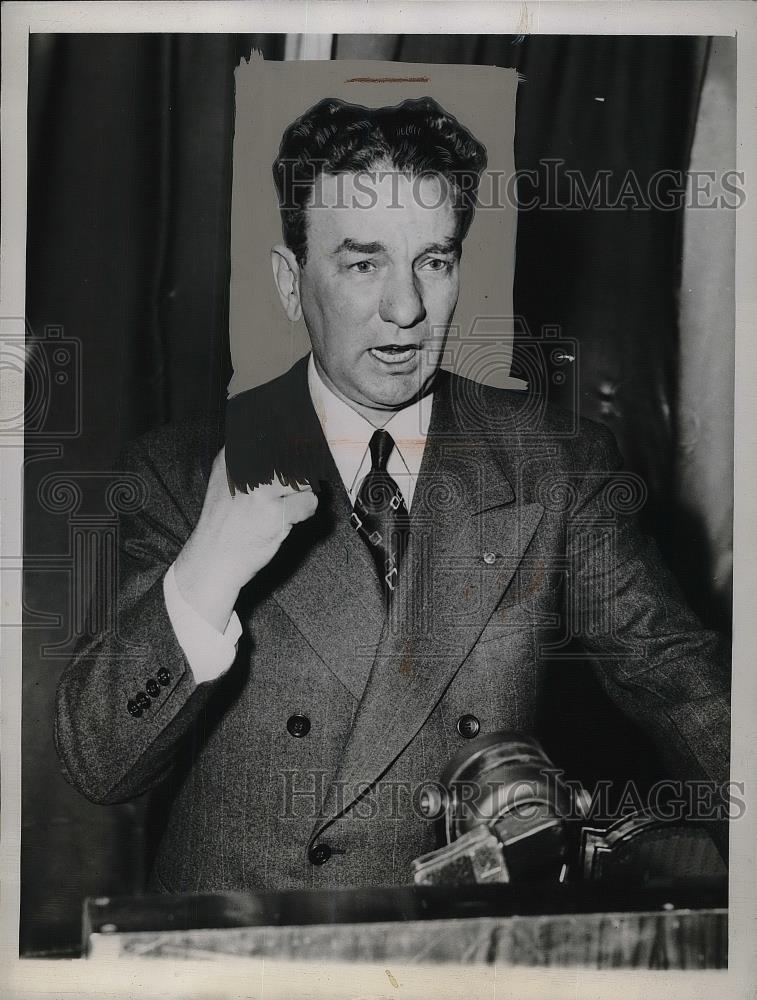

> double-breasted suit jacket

[{"left": 55, "top": 356, "right": 731, "bottom": 892}]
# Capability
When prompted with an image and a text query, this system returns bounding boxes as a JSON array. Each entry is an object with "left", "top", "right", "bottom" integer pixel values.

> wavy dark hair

[{"left": 272, "top": 97, "right": 488, "bottom": 265}]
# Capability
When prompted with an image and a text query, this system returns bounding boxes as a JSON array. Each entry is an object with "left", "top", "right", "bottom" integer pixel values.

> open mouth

[{"left": 369, "top": 345, "right": 418, "bottom": 365}]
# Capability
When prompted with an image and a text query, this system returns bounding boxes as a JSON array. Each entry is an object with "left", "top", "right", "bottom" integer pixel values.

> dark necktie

[{"left": 351, "top": 429, "right": 410, "bottom": 595}]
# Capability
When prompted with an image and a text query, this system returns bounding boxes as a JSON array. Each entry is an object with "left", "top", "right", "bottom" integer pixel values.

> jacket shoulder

[
  {"left": 447, "top": 371, "right": 619, "bottom": 462},
  {"left": 116, "top": 411, "right": 224, "bottom": 484},
  {"left": 120, "top": 357, "right": 306, "bottom": 468}
]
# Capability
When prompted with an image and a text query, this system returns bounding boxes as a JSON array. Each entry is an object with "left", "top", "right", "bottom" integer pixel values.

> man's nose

[{"left": 378, "top": 269, "right": 427, "bottom": 329}]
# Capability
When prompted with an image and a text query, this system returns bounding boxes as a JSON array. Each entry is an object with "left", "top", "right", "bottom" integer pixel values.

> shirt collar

[{"left": 307, "top": 353, "right": 432, "bottom": 490}]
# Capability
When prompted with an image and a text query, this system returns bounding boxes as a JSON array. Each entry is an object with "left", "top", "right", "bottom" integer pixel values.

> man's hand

[{"left": 174, "top": 447, "right": 318, "bottom": 631}]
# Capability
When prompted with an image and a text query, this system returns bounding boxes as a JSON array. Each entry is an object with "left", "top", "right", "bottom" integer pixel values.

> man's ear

[{"left": 271, "top": 245, "right": 303, "bottom": 322}]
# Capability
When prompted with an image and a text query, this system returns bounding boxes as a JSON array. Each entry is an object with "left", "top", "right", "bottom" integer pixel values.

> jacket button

[
  {"left": 145, "top": 678, "right": 160, "bottom": 698},
  {"left": 287, "top": 714, "right": 311, "bottom": 738},
  {"left": 157, "top": 667, "right": 171, "bottom": 686},
  {"left": 308, "top": 842, "right": 332, "bottom": 865},
  {"left": 457, "top": 714, "right": 480, "bottom": 739},
  {"left": 135, "top": 691, "right": 151, "bottom": 711},
  {"left": 127, "top": 699, "right": 142, "bottom": 718}
]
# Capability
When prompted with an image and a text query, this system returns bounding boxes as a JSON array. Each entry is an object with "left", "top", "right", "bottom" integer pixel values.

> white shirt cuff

[{"left": 163, "top": 562, "right": 243, "bottom": 684}]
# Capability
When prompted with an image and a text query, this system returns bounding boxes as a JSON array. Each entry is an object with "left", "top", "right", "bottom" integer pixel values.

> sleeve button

[
  {"left": 145, "top": 678, "right": 160, "bottom": 698},
  {"left": 135, "top": 691, "right": 151, "bottom": 710},
  {"left": 157, "top": 667, "right": 171, "bottom": 686},
  {"left": 127, "top": 699, "right": 142, "bottom": 718}
]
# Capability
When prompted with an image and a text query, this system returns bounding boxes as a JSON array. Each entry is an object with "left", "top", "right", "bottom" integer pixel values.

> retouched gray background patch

[{"left": 229, "top": 55, "right": 519, "bottom": 398}]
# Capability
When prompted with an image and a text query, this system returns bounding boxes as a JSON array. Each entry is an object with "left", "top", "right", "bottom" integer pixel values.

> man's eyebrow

[
  {"left": 331, "top": 237, "right": 462, "bottom": 256},
  {"left": 420, "top": 238, "right": 462, "bottom": 256},
  {"left": 332, "top": 239, "right": 387, "bottom": 255}
]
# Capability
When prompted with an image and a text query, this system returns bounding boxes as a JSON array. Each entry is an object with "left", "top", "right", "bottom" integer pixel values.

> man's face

[{"left": 296, "top": 169, "right": 461, "bottom": 412}]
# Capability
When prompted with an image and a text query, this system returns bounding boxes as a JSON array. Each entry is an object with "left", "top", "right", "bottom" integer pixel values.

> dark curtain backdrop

[{"left": 23, "top": 33, "right": 719, "bottom": 955}]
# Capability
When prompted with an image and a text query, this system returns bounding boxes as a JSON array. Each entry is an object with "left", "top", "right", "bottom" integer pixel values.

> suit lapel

[
  {"left": 310, "top": 372, "right": 544, "bottom": 840},
  {"left": 271, "top": 480, "right": 386, "bottom": 700},
  {"left": 241, "top": 358, "right": 385, "bottom": 700}
]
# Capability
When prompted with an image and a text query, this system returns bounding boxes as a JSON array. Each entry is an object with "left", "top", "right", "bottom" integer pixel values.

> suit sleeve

[
  {"left": 567, "top": 424, "right": 731, "bottom": 798},
  {"left": 54, "top": 429, "right": 227, "bottom": 804}
]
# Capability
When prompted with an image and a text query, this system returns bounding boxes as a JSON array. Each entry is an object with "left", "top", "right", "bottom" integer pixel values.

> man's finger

[{"left": 282, "top": 490, "right": 319, "bottom": 524}]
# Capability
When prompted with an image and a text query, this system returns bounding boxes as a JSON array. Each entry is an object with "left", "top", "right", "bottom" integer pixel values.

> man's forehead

[{"left": 306, "top": 170, "right": 458, "bottom": 243}]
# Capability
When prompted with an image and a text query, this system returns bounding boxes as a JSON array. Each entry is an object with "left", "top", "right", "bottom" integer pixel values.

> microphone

[{"left": 411, "top": 730, "right": 589, "bottom": 886}]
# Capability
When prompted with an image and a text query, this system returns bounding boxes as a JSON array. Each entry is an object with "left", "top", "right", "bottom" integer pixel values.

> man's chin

[
  {"left": 362, "top": 373, "right": 436, "bottom": 410},
  {"left": 327, "top": 363, "right": 441, "bottom": 412}
]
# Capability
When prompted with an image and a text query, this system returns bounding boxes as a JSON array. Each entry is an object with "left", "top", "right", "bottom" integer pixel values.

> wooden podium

[{"left": 83, "top": 878, "right": 727, "bottom": 968}]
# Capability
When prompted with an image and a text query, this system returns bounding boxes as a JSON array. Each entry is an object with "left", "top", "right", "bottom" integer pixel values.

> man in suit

[{"left": 55, "top": 97, "right": 731, "bottom": 893}]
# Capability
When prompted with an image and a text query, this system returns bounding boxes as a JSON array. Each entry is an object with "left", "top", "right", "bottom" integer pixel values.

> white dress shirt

[
  {"left": 164, "top": 353, "right": 433, "bottom": 683},
  {"left": 306, "top": 353, "right": 432, "bottom": 510}
]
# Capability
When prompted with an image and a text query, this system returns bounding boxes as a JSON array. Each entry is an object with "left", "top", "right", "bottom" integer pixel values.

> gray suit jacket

[{"left": 55, "top": 357, "right": 731, "bottom": 893}]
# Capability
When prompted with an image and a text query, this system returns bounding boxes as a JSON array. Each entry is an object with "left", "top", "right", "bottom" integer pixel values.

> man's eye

[
  {"left": 349, "top": 260, "right": 376, "bottom": 273},
  {"left": 422, "top": 258, "right": 453, "bottom": 272}
]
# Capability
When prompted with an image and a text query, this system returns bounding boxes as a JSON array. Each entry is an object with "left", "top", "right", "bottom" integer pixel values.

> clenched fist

[{"left": 174, "top": 447, "right": 318, "bottom": 631}]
